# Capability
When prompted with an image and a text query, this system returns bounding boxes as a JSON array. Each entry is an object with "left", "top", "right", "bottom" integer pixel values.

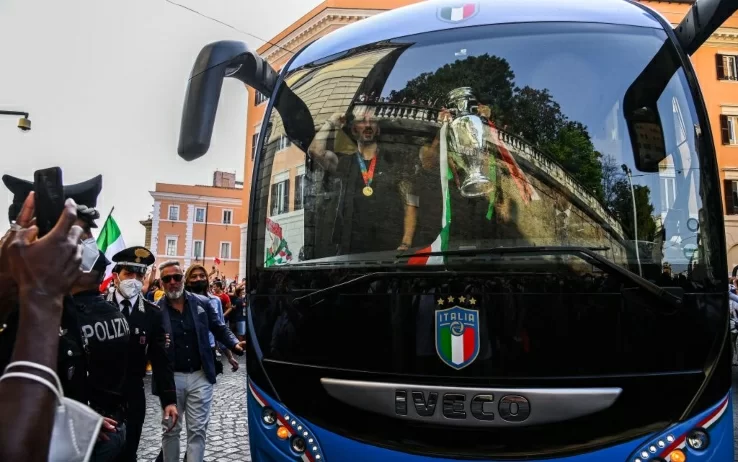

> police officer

[
  {"left": 71, "top": 249, "right": 130, "bottom": 461},
  {"left": 107, "top": 246, "right": 177, "bottom": 462},
  {"left": 0, "top": 173, "right": 103, "bottom": 403}
]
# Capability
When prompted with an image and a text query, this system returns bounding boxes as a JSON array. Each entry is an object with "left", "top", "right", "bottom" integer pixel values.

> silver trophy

[{"left": 446, "top": 87, "right": 494, "bottom": 198}]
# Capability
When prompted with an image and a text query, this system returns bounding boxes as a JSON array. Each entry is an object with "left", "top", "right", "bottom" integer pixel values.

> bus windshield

[
  {"left": 245, "top": 21, "right": 730, "bottom": 459},
  {"left": 253, "top": 22, "right": 717, "bottom": 286}
]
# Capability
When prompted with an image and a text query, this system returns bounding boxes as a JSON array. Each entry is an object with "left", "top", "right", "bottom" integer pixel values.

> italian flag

[
  {"left": 438, "top": 323, "right": 477, "bottom": 366},
  {"left": 96, "top": 214, "right": 126, "bottom": 291},
  {"left": 264, "top": 218, "right": 293, "bottom": 267},
  {"left": 409, "top": 123, "right": 452, "bottom": 266},
  {"left": 439, "top": 4, "right": 476, "bottom": 21}
]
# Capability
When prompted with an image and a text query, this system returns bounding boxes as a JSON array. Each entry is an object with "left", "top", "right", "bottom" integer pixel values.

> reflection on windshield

[{"left": 253, "top": 22, "right": 710, "bottom": 285}]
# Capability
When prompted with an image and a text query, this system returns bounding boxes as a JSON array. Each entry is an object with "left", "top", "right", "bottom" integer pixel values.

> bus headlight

[
  {"left": 291, "top": 435, "right": 306, "bottom": 453},
  {"left": 262, "top": 407, "right": 277, "bottom": 425},
  {"left": 686, "top": 428, "right": 709, "bottom": 450}
]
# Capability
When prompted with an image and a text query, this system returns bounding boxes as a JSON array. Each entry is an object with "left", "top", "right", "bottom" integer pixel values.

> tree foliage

[{"left": 393, "top": 54, "right": 604, "bottom": 197}]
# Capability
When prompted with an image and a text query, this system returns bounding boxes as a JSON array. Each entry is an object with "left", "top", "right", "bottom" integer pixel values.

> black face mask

[{"left": 189, "top": 280, "right": 209, "bottom": 294}]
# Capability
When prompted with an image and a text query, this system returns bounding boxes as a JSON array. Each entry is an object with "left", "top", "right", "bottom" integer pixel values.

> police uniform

[
  {"left": 0, "top": 173, "right": 103, "bottom": 403},
  {"left": 108, "top": 246, "right": 176, "bottom": 462},
  {"left": 67, "top": 251, "right": 130, "bottom": 462}
]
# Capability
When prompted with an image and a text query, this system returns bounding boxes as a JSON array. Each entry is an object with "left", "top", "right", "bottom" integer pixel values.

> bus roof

[{"left": 290, "top": 0, "right": 665, "bottom": 69}]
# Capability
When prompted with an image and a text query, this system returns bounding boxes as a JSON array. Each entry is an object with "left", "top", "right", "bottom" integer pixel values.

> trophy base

[{"left": 460, "top": 176, "right": 494, "bottom": 198}]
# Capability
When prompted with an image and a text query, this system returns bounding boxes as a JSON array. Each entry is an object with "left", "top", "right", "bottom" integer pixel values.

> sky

[{"left": 0, "top": 0, "right": 322, "bottom": 245}]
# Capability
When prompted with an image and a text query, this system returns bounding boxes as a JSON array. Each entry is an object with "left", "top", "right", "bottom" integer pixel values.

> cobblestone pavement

[
  {"left": 137, "top": 359, "right": 738, "bottom": 461},
  {"left": 138, "top": 355, "right": 249, "bottom": 462}
]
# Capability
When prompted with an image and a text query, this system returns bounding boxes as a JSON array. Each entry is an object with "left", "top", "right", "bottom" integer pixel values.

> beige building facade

[{"left": 149, "top": 171, "right": 244, "bottom": 279}]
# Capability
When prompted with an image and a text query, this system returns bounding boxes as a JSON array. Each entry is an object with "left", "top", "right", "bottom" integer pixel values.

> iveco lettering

[{"left": 176, "top": 0, "right": 737, "bottom": 460}]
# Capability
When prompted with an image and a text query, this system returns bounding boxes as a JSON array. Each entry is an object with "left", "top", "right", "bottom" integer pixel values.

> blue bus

[{"left": 177, "top": 0, "right": 736, "bottom": 460}]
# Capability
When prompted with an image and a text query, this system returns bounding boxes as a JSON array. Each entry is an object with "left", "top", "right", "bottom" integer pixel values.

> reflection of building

[
  {"left": 149, "top": 171, "right": 244, "bottom": 278},
  {"left": 352, "top": 100, "right": 629, "bottom": 261},
  {"left": 240, "top": 0, "right": 423, "bottom": 275},
  {"left": 638, "top": 1, "right": 738, "bottom": 271}
]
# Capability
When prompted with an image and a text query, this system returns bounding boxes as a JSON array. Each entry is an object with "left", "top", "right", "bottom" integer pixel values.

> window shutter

[
  {"left": 725, "top": 180, "right": 734, "bottom": 214},
  {"left": 721, "top": 115, "right": 731, "bottom": 145},
  {"left": 717, "top": 54, "right": 726, "bottom": 79},
  {"left": 283, "top": 180, "right": 290, "bottom": 214}
]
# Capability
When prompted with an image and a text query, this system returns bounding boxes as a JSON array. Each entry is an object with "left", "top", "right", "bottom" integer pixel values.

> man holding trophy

[
  {"left": 417, "top": 87, "right": 536, "bottom": 247},
  {"left": 308, "top": 107, "right": 419, "bottom": 256}
]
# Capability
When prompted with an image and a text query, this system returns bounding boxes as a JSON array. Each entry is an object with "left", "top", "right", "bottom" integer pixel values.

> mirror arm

[
  {"left": 675, "top": 0, "right": 737, "bottom": 56},
  {"left": 229, "top": 53, "right": 278, "bottom": 96}
]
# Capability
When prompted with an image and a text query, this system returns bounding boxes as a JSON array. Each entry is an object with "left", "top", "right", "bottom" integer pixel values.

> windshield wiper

[{"left": 399, "top": 246, "right": 683, "bottom": 308}]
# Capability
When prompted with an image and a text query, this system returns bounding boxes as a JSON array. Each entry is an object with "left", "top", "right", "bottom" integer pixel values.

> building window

[
  {"left": 194, "top": 207, "right": 206, "bottom": 223},
  {"left": 222, "top": 209, "right": 233, "bottom": 225},
  {"left": 251, "top": 133, "right": 259, "bottom": 160},
  {"left": 720, "top": 114, "right": 738, "bottom": 145},
  {"left": 271, "top": 179, "right": 290, "bottom": 216},
  {"left": 255, "top": 91, "right": 268, "bottom": 105},
  {"left": 193, "top": 240, "right": 204, "bottom": 259},
  {"left": 294, "top": 174, "right": 305, "bottom": 211},
  {"left": 278, "top": 134, "right": 291, "bottom": 151},
  {"left": 717, "top": 54, "right": 738, "bottom": 81},
  {"left": 166, "top": 237, "right": 178, "bottom": 256},
  {"left": 725, "top": 180, "right": 738, "bottom": 215},
  {"left": 220, "top": 242, "right": 232, "bottom": 259},
  {"left": 168, "top": 205, "right": 179, "bottom": 221}
]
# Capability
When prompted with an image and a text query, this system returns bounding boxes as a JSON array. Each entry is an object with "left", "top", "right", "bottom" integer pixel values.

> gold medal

[{"left": 363, "top": 186, "right": 373, "bottom": 196}]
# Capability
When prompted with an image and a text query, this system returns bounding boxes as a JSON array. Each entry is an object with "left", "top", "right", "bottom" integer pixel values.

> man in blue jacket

[{"left": 156, "top": 260, "right": 245, "bottom": 462}]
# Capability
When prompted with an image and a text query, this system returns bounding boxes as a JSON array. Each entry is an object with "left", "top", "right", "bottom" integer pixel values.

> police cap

[
  {"left": 2, "top": 173, "right": 103, "bottom": 228},
  {"left": 112, "top": 246, "right": 155, "bottom": 274}
]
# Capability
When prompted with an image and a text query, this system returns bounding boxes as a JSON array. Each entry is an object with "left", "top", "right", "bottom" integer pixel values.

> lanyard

[
  {"left": 356, "top": 152, "right": 378, "bottom": 196},
  {"left": 355, "top": 152, "right": 377, "bottom": 186}
]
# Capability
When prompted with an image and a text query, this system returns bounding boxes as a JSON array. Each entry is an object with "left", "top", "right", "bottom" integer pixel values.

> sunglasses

[{"left": 161, "top": 274, "right": 184, "bottom": 283}]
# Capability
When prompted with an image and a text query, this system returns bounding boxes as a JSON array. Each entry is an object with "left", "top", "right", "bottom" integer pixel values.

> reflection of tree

[
  {"left": 391, "top": 54, "right": 515, "bottom": 117},
  {"left": 600, "top": 154, "right": 657, "bottom": 242},
  {"left": 392, "top": 54, "right": 603, "bottom": 197},
  {"left": 601, "top": 154, "right": 620, "bottom": 207}
]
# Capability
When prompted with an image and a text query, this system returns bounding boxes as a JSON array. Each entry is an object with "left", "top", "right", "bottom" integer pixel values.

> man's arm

[
  {"left": 204, "top": 298, "right": 239, "bottom": 350},
  {"left": 0, "top": 293, "right": 62, "bottom": 462},
  {"left": 147, "top": 308, "right": 176, "bottom": 409},
  {"left": 398, "top": 180, "right": 419, "bottom": 250},
  {"left": 307, "top": 114, "right": 342, "bottom": 172}
]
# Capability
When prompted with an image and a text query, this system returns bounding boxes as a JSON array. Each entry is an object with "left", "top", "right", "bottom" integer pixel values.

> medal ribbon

[{"left": 355, "top": 152, "right": 377, "bottom": 187}]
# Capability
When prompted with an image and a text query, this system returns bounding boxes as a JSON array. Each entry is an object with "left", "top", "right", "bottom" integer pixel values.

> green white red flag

[
  {"left": 265, "top": 218, "right": 293, "bottom": 267},
  {"left": 409, "top": 122, "right": 452, "bottom": 266},
  {"left": 96, "top": 214, "right": 126, "bottom": 291}
]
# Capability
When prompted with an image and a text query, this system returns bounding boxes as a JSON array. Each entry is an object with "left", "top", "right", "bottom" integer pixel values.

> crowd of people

[{"left": 0, "top": 172, "right": 247, "bottom": 462}]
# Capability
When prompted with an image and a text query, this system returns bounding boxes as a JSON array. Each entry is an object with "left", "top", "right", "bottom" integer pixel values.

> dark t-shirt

[
  {"left": 314, "top": 150, "right": 415, "bottom": 258},
  {"left": 231, "top": 297, "right": 246, "bottom": 322},
  {"left": 72, "top": 291, "right": 130, "bottom": 418}
]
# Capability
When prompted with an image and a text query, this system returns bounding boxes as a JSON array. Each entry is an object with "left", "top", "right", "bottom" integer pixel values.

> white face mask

[
  {"left": 1, "top": 361, "right": 103, "bottom": 462},
  {"left": 79, "top": 238, "right": 99, "bottom": 273},
  {"left": 118, "top": 278, "right": 143, "bottom": 299}
]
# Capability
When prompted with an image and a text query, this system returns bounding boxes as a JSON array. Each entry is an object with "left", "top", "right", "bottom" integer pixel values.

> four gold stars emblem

[{"left": 436, "top": 296, "right": 478, "bottom": 306}]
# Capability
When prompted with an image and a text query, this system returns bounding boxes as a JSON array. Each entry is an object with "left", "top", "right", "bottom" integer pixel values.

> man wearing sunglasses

[
  {"left": 157, "top": 260, "right": 245, "bottom": 462},
  {"left": 107, "top": 246, "right": 177, "bottom": 462}
]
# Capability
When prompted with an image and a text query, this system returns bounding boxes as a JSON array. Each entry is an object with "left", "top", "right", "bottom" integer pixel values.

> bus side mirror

[
  {"left": 675, "top": 0, "right": 738, "bottom": 56},
  {"left": 178, "top": 40, "right": 277, "bottom": 161},
  {"left": 625, "top": 107, "right": 667, "bottom": 173}
]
